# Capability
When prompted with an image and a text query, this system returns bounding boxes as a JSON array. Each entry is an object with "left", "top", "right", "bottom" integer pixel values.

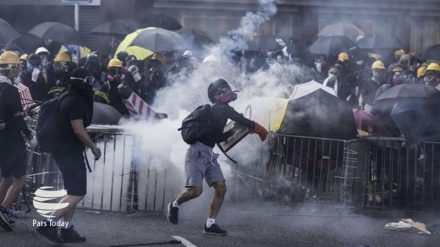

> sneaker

[
  {"left": 37, "top": 222, "right": 64, "bottom": 244},
  {"left": 0, "top": 206, "right": 12, "bottom": 231},
  {"left": 60, "top": 225, "right": 86, "bottom": 243},
  {"left": 203, "top": 224, "right": 227, "bottom": 236},
  {"left": 167, "top": 202, "right": 179, "bottom": 225}
]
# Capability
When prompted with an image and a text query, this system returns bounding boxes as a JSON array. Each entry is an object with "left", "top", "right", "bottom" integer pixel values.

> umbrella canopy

[
  {"left": 309, "top": 36, "right": 358, "bottom": 56},
  {"left": 278, "top": 89, "right": 358, "bottom": 140},
  {"left": 128, "top": 28, "right": 186, "bottom": 53},
  {"left": 91, "top": 19, "right": 136, "bottom": 36},
  {"left": 248, "top": 35, "right": 282, "bottom": 51},
  {"left": 58, "top": 44, "right": 91, "bottom": 59},
  {"left": 242, "top": 97, "right": 288, "bottom": 132},
  {"left": 0, "top": 18, "right": 20, "bottom": 46},
  {"left": 356, "top": 34, "right": 401, "bottom": 50},
  {"left": 176, "top": 28, "right": 215, "bottom": 47},
  {"left": 92, "top": 102, "right": 122, "bottom": 125},
  {"left": 375, "top": 84, "right": 440, "bottom": 102},
  {"left": 114, "top": 27, "right": 155, "bottom": 60},
  {"left": 28, "top": 22, "right": 84, "bottom": 46},
  {"left": 352, "top": 109, "right": 391, "bottom": 137},
  {"left": 418, "top": 44, "right": 440, "bottom": 62},
  {"left": 318, "top": 22, "right": 364, "bottom": 40},
  {"left": 141, "top": 14, "right": 182, "bottom": 31},
  {"left": 391, "top": 98, "right": 440, "bottom": 144},
  {"left": 2, "top": 33, "right": 44, "bottom": 54},
  {"left": 289, "top": 80, "right": 336, "bottom": 100}
]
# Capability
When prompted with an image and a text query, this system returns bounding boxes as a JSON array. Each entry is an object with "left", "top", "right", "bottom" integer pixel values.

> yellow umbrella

[
  {"left": 114, "top": 27, "right": 155, "bottom": 60},
  {"left": 58, "top": 45, "right": 91, "bottom": 59},
  {"left": 243, "top": 97, "right": 288, "bottom": 132}
]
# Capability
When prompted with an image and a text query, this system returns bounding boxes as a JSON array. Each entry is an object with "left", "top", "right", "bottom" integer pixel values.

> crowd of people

[{"left": 0, "top": 26, "right": 440, "bottom": 243}]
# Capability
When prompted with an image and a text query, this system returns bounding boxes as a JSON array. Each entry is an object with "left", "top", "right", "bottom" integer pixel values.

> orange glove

[{"left": 251, "top": 122, "right": 268, "bottom": 142}]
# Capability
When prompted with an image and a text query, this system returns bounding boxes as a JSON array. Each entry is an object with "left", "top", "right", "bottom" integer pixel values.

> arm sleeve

[{"left": 222, "top": 104, "right": 255, "bottom": 130}]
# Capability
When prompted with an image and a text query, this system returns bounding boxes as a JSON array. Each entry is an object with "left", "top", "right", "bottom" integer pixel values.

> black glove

[{"left": 118, "top": 84, "right": 133, "bottom": 99}]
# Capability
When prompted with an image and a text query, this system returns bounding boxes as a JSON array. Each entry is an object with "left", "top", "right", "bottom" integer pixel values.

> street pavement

[{"left": 2, "top": 201, "right": 439, "bottom": 247}]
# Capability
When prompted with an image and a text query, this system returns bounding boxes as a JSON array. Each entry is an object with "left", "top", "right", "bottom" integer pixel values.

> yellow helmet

[
  {"left": 19, "top": 54, "right": 28, "bottom": 61},
  {"left": 417, "top": 66, "right": 427, "bottom": 78},
  {"left": 338, "top": 52, "right": 349, "bottom": 61},
  {"left": 54, "top": 52, "right": 71, "bottom": 62},
  {"left": 152, "top": 53, "right": 166, "bottom": 65},
  {"left": 392, "top": 65, "right": 403, "bottom": 72},
  {"left": 368, "top": 53, "right": 381, "bottom": 61},
  {"left": 426, "top": 62, "right": 440, "bottom": 72},
  {"left": 394, "top": 49, "right": 404, "bottom": 57},
  {"left": 107, "top": 58, "right": 123, "bottom": 69},
  {"left": 0, "top": 51, "right": 20, "bottom": 65},
  {"left": 371, "top": 60, "right": 385, "bottom": 70}
]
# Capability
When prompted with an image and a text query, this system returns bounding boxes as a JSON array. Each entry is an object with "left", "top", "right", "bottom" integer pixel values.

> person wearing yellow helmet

[
  {"left": 144, "top": 53, "right": 167, "bottom": 105},
  {"left": 19, "top": 54, "right": 27, "bottom": 70},
  {"left": 424, "top": 62, "right": 440, "bottom": 89},
  {"left": 106, "top": 58, "right": 129, "bottom": 115},
  {"left": 48, "top": 52, "right": 72, "bottom": 96},
  {"left": 416, "top": 65, "right": 427, "bottom": 84},
  {"left": 0, "top": 51, "right": 20, "bottom": 83},
  {"left": 358, "top": 60, "right": 387, "bottom": 112}
]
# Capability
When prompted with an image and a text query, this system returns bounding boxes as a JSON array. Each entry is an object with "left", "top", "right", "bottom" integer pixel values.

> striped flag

[
  {"left": 14, "top": 83, "right": 34, "bottom": 111},
  {"left": 123, "top": 92, "right": 157, "bottom": 121}
]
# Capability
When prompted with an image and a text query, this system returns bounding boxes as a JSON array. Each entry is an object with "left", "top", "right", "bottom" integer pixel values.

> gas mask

[
  {"left": 392, "top": 72, "right": 403, "bottom": 85},
  {"left": 372, "top": 70, "right": 385, "bottom": 81},
  {"left": 215, "top": 85, "right": 237, "bottom": 104},
  {"left": 6, "top": 64, "right": 18, "bottom": 80},
  {"left": 424, "top": 72, "right": 440, "bottom": 86},
  {"left": 53, "top": 61, "right": 68, "bottom": 75},
  {"left": 40, "top": 55, "right": 49, "bottom": 69}
]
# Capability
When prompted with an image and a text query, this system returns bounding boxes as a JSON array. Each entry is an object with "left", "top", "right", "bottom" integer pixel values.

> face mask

[
  {"left": 372, "top": 71, "right": 384, "bottom": 81},
  {"left": 424, "top": 75, "right": 439, "bottom": 86},
  {"left": 327, "top": 73, "right": 336, "bottom": 81},
  {"left": 392, "top": 74, "right": 402, "bottom": 84},
  {"left": 217, "top": 92, "right": 237, "bottom": 103}
]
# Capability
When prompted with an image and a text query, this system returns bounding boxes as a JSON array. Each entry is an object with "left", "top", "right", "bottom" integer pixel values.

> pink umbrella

[{"left": 352, "top": 109, "right": 391, "bottom": 137}]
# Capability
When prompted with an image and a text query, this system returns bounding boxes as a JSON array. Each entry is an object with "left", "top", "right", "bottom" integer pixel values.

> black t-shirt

[
  {"left": 361, "top": 79, "right": 380, "bottom": 105},
  {"left": 57, "top": 92, "right": 91, "bottom": 150},
  {"left": 199, "top": 103, "right": 255, "bottom": 148}
]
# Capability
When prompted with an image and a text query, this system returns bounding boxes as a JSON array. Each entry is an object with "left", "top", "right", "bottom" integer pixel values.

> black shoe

[
  {"left": 37, "top": 222, "right": 64, "bottom": 244},
  {"left": 167, "top": 202, "right": 179, "bottom": 225},
  {"left": 60, "top": 225, "right": 86, "bottom": 243},
  {"left": 0, "top": 206, "right": 12, "bottom": 231},
  {"left": 203, "top": 224, "right": 227, "bottom": 236}
]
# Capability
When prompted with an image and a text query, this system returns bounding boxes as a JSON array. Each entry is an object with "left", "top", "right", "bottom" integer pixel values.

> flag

[{"left": 14, "top": 83, "right": 34, "bottom": 111}]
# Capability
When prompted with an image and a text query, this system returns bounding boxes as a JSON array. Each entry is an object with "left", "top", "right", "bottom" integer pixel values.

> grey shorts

[{"left": 184, "top": 142, "right": 225, "bottom": 187}]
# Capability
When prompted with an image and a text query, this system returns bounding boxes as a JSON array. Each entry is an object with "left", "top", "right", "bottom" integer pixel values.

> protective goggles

[
  {"left": 71, "top": 76, "right": 94, "bottom": 86},
  {"left": 215, "top": 85, "right": 232, "bottom": 96}
]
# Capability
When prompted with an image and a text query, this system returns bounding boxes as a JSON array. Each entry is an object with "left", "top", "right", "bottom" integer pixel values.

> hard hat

[
  {"left": 394, "top": 49, "right": 404, "bottom": 57},
  {"left": 107, "top": 58, "right": 123, "bottom": 69},
  {"left": 417, "top": 66, "right": 427, "bottom": 78},
  {"left": 0, "top": 51, "right": 20, "bottom": 65},
  {"left": 202, "top": 55, "right": 218, "bottom": 64},
  {"left": 426, "top": 62, "right": 440, "bottom": 72},
  {"left": 116, "top": 51, "right": 128, "bottom": 63},
  {"left": 35, "top": 47, "right": 50, "bottom": 56},
  {"left": 368, "top": 53, "right": 381, "bottom": 61},
  {"left": 19, "top": 54, "right": 28, "bottom": 61},
  {"left": 338, "top": 52, "right": 349, "bottom": 61},
  {"left": 371, "top": 60, "right": 385, "bottom": 70},
  {"left": 54, "top": 52, "right": 71, "bottom": 62},
  {"left": 152, "top": 53, "right": 166, "bottom": 65},
  {"left": 392, "top": 65, "right": 403, "bottom": 72}
]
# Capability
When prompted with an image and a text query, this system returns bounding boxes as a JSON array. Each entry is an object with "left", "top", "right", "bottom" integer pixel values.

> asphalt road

[{"left": 2, "top": 201, "right": 439, "bottom": 247}]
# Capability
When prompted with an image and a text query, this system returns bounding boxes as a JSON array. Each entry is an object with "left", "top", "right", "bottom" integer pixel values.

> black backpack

[
  {"left": 178, "top": 104, "right": 212, "bottom": 144},
  {"left": 36, "top": 92, "right": 76, "bottom": 152}
]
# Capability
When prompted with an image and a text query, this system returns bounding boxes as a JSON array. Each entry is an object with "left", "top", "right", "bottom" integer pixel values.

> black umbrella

[
  {"left": 318, "top": 22, "right": 364, "bottom": 40},
  {"left": 28, "top": 22, "right": 84, "bottom": 46},
  {"left": 375, "top": 84, "right": 440, "bottom": 102},
  {"left": 92, "top": 102, "right": 122, "bottom": 125},
  {"left": 391, "top": 98, "right": 440, "bottom": 144},
  {"left": 128, "top": 28, "right": 186, "bottom": 52},
  {"left": 176, "top": 28, "right": 215, "bottom": 47},
  {"left": 141, "top": 14, "right": 182, "bottom": 31},
  {"left": 248, "top": 35, "right": 282, "bottom": 51},
  {"left": 278, "top": 89, "right": 358, "bottom": 140},
  {"left": 308, "top": 36, "right": 358, "bottom": 56},
  {"left": 91, "top": 19, "right": 136, "bottom": 36},
  {"left": 418, "top": 44, "right": 440, "bottom": 62},
  {"left": 0, "top": 18, "right": 20, "bottom": 46},
  {"left": 356, "top": 34, "right": 401, "bottom": 50},
  {"left": 2, "top": 33, "right": 44, "bottom": 54}
]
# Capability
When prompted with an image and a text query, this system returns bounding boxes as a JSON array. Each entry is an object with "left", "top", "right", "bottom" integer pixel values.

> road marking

[{"left": 172, "top": 236, "right": 198, "bottom": 247}]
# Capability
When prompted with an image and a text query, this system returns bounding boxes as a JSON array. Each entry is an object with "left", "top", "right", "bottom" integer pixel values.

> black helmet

[
  {"left": 116, "top": 51, "right": 128, "bottom": 64},
  {"left": 126, "top": 55, "right": 137, "bottom": 63},
  {"left": 208, "top": 79, "right": 230, "bottom": 103}
]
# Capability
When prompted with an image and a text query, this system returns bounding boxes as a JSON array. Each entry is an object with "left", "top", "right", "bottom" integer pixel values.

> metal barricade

[{"left": 26, "top": 125, "right": 181, "bottom": 213}]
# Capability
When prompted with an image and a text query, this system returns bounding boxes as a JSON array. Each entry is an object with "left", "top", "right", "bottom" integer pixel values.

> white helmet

[
  {"left": 202, "top": 55, "right": 218, "bottom": 64},
  {"left": 35, "top": 47, "right": 50, "bottom": 56}
]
